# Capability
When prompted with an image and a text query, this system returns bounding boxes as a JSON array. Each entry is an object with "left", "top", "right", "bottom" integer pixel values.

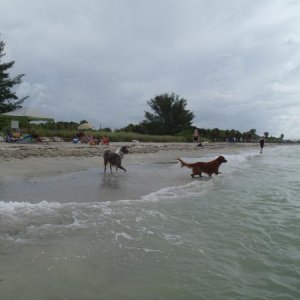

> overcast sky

[{"left": 1, "top": 0, "right": 300, "bottom": 138}]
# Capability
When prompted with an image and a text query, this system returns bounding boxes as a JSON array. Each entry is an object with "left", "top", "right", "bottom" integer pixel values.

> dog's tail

[{"left": 177, "top": 158, "right": 193, "bottom": 168}]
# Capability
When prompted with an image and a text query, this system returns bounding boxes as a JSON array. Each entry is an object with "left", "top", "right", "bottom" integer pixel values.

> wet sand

[
  {"left": 0, "top": 141, "right": 259, "bottom": 203},
  {"left": 0, "top": 141, "right": 257, "bottom": 177}
]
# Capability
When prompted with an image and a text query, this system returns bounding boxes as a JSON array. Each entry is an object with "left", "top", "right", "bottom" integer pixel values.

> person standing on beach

[
  {"left": 193, "top": 129, "right": 199, "bottom": 144},
  {"left": 260, "top": 137, "right": 265, "bottom": 153}
]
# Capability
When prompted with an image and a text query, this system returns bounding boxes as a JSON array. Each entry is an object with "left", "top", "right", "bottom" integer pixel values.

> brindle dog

[{"left": 103, "top": 146, "right": 129, "bottom": 173}]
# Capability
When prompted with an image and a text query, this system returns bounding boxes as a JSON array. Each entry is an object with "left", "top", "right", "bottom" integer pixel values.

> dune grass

[{"left": 26, "top": 128, "right": 189, "bottom": 143}]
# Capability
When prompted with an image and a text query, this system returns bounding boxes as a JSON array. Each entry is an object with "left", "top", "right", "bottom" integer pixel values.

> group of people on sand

[
  {"left": 72, "top": 127, "right": 266, "bottom": 153},
  {"left": 73, "top": 130, "right": 110, "bottom": 146},
  {"left": 4, "top": 129, "right": 43, "bottom": 143}
]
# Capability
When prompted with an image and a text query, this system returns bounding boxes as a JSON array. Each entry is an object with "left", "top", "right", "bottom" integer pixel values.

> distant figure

[
  {"left": 12, "top": 129, "right": 21, "bottom": 139},
  {"left": 32, "top": 133, "right": 43, "bottom": 143},
  {"left": 77, "top": 130, "right": 85, "bottom": 140},
  {"left": 193, "top": 129, "right": 199, "bottom": 144},
  {"left": 260, "top": 137, "right": 265, "bottom": 154},
  {"left": 101, "top": 134, "right": 110, "bottom": 145}
]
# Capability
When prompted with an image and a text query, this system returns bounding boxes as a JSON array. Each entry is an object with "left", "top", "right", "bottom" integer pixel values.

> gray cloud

[{"left": 1, "top": 0, "right": 300, "bottom": 138}]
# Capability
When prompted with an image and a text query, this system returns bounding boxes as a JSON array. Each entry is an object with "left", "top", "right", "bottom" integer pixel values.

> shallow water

[{"left": 0, "top": 145, "right": 299, "bottom": 299}]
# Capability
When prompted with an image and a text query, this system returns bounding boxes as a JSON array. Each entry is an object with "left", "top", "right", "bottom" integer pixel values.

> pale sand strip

[{"left": 0, "top": 142, "right": 258, "bottom": 178}]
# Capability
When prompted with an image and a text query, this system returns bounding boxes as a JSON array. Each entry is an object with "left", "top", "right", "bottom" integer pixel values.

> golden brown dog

[{"left": 177, "top": 156, "right": 227, "bottom": 178}]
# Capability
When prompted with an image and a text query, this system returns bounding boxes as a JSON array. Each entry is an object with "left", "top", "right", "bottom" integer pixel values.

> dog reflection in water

[{"left": 103, "top": 146, "right": 129, "bottom": 173}]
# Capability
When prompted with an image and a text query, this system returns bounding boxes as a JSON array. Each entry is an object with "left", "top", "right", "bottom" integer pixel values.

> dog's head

[
  {"left": 217, "top": 156, "right": 227, "bottom": 163},
  {"left": 120, "top": 145, "right": 130, "bottom": 154}
]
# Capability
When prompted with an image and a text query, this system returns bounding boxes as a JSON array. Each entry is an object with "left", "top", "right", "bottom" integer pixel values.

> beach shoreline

[{"left": 0, "top": 141, "right": 260, "bottom": 178}]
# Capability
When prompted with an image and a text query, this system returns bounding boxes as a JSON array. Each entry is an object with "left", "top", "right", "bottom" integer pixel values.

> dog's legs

[
  {"left": 110, "top": 164, "right": 113, "bottom": 173},
  {"left": 104, "top": 161, "right": 107, "bottom": 173},
  {"left": 118, "top": 165, "right": 126, "bottom": 172},
  {"left": 191, "top": 172, "right": 202, "bottom": 178}
]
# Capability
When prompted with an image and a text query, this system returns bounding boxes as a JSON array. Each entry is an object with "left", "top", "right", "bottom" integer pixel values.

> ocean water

[{"left": 0, "top": 145, "right": 299, "bottom": 300}]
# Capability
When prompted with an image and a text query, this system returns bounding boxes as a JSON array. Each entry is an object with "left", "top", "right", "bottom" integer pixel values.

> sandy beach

[{"left": 0, "top": 141, "right": 258, "bottom": 178}]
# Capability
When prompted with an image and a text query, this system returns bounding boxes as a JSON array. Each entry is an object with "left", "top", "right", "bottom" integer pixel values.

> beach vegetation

[
  {"left": 118, "top": 123, "right": 144, "bottom": 134},
  {"left": 102, "top": 127, "right": 112, "bottom": 132},
  {"left": 0, "top": 35, "right": 28, "bottom": 113},
  {"left": 22, "top": 127, "right": 186, "bottom": 143},
  {"left": 0, "top": 117, "right": 286, "bottom": 143}
]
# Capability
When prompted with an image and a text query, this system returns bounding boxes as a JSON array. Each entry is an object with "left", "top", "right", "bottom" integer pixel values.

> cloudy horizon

[{"left": 1, "top": 0, "right": 300, "bottom": 139}]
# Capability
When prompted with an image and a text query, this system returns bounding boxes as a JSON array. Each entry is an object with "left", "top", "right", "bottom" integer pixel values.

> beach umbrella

[{"left": 78, "top": 122, "right": 93, "bottom": 130}]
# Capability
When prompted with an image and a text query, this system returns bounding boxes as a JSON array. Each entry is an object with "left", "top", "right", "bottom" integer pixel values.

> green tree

[
  {"left": 102, "top": 127, "right": 112, "bottom": 132},
  {"left": 264, "top": 132, "right": 269, "bottom": 139},
  {"left": 0, "top": 35, "right": 27, "bottom": 113},
  {"left": 142, "top": 93, "right": 194, "bottom": 135},
  {"left": 210, "top": 128, "right": 220, "bottom": 141},
  {"left": 119, "top": 123, "right": 145, "bottom": 134},
  {"left": 242, "top": 129, "right": 258, "bottom": 142}
]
